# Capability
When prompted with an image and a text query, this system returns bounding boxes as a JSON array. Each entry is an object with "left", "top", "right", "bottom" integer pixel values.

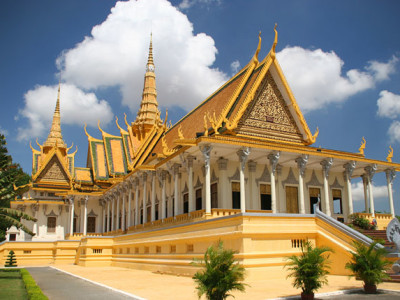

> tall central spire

[
  {"left": 44, "top": 83, "right": 66, "bottom": 149},
  {"left": 132, "top": 33, "right": 162, "bottom": 139}
]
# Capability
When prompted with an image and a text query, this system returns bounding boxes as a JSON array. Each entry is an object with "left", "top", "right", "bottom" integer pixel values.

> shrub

[
  {"left": 345, "top": 241, "right": 390, "bottom": 293},
  {"left": 20, "top": 269, "right": 48, "bottom": 300},
  {"left": 192, "top": 241, "right": 247, "bottom": 300},
  {"left": 4, "top": 250, "right": 17, "bottom": 267},
  {"left": 348, "top": 214, "right": 376, "bottom": 230},
  {"left": 285, "top": 241, "right": 332, "bottom": 297}
]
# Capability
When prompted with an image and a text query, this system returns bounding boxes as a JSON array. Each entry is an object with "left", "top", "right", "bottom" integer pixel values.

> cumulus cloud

[
  {"left": 17, "top": 84, "right": 113, "bottom": 141},
  {"left": 377, "top": 90, "right": 400, "bottom": 119},
  {"left": 277, "top": 47, "right": 397, "bottom": 112},
  {"left": 17, "top": 0, "right": 227, "bottom": 140},
  {"left": 388, "top": 121, "right": 400, "bottom": 143},
  {"left": 57, "top": 0, "right": 227, "bottom": 111},
  {"left": 351, "top": 181, "right": 388, "bottom": 202},
  {"left": 230, "top": 60, "right": 240, "bottom": 74}
]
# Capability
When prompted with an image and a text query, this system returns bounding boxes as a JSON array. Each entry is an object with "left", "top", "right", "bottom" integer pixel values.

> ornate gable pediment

[
  {"left": 36, "top": 154, "right": 70, "bottom": 186},
  {"left": 236, "top": 71, "right": 304, "bottom": 143}
]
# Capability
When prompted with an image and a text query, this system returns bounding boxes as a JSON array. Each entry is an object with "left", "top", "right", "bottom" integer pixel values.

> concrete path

[{"left": 26, "top": 267, "right": 140, "bottom": 300}]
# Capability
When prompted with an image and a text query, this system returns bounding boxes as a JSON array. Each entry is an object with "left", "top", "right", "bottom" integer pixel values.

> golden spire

[
  {"left": 132, "top": 33, "right": 162, "bottom": 139},
  {"left": 43, "top": 83, "right": 66, "bottom": 149}
]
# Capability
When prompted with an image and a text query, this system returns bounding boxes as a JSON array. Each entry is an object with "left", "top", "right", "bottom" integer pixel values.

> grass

[
  {"left": 0, "top": 269, "right": 28, "bottom": 300},
  {"left": 0, "top": 268, "right": 48, "bottom": 300}
]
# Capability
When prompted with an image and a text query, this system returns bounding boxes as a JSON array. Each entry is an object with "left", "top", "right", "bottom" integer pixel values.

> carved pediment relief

[{"left": 36, "top": 155, "right": 70, "bottom": 184}]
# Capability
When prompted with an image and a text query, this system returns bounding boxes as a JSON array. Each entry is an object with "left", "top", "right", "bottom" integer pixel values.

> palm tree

[
  {"left": 345, "top": 241, "right": 390, "bottom": 293},
  {"left": 192, "top": 241, "right": 247, "bottom": 300},
  {"left": 0, "top": 207, "right": 36, "bottom": 236},
  {"left": 285, "top": 241, "right": 332, "bottom": 300}
]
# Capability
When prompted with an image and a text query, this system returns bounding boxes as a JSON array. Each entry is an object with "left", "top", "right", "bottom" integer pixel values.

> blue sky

[{"left": 1, "top": 0, "right": 400, "bottom": 213}]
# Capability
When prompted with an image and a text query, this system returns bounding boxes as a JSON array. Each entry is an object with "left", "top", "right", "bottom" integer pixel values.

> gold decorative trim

[
  {"left": 359, "top": 137, "right": 366, "bottom": 156},
  {"left": 387, "top": 145, "right": 393, "bottom": 162}
]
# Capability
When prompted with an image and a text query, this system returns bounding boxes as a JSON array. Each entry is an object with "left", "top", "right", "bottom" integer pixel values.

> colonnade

[{"left": 65, "top": 145, "right": 397, "bottom": 236}]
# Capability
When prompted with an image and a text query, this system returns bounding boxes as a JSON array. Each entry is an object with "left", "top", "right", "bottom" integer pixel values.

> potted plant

[
  {"left": 192, "top": 241, "right": 247, "bottom": 300},
  {"left": 345, "top": 241, "right": 390, "bottom": 293},
  {"left": 285, "top": 241, "right": 332, "bottom": 300}
]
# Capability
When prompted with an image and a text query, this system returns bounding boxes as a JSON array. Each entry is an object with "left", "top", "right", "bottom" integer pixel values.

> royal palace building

[{"left": 3, "top": 28, "right": 398, "bottom": 278}]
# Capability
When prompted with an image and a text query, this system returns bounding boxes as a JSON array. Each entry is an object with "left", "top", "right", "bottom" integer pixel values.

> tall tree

[{"left": 0, "top": 133, "right": 35, "bottom": 240}]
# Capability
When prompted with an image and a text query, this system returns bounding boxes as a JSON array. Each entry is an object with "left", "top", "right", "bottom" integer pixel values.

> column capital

[
  {"left": 343, "top": 161, "right": 356, "bottom": 179},
  {"left": 320, "top": 158, "right": 333, "bottom": 179},
  {"left": 68, "top": 196, "right": 75, "bottom": 205},
  {"left": 295, "top": 154, "right": 308, "bottom": 177},
  {"left": 268, "top": 151, "right": 280, "bottom": 175},
  {"left": 248, "top": 160, "right": 257, "bottom": 172},
  {"left": 386, "top": 168, "right": 396, "bottom": 184},
  {"left": 217, "top": 157, "right": 228, "bottom": 171},
  {"left": 364, "top": 164, "right": 377, "bottom": 181},
  {"left": 187, "top": 155, "right": 195, "bottom": 168},
  {"left": 237, "top": 147, "right": 251, "bottom": 171},
  {"left": 200, "top": 144, "right": 212, "bottom": 162},
  {"left": 173, "top": 163, "right": 181, "bottom": 175}
]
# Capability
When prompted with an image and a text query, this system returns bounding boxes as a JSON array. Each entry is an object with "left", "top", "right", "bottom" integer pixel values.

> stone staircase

[{"left": 361, "top": 230, "right": 400, "bottom": 282}]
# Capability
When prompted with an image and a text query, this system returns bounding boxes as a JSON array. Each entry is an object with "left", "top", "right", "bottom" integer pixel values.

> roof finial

[
  {"left": 271, "top": 23, "right": 278, "bottom": 59},
  {"left": 252, "top": 31, "right": 262, "bottom": 64},
  {"left": 146, "top": 32, "right": 154, "bottom": 71}
]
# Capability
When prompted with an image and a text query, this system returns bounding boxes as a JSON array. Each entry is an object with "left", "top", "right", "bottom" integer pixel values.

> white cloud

[
  {"left": 377, "top": 90, "right": 400, "bottom": 119},
  {"left": 351, "top": 181, "right": 388, "bottom": 202},
  {"left": 230, "top": 60, "right": 240, "bottom": 74},
  {"left": 367, "top": 56, "right": 398, "bottom": 81},
  {"left": 388, "top": 120, "right": 400, "bottom": 143},
  {"left": 277, "top": 47, "right": 397, "bottom": 112},
  {"left": 178, "top": 0, "right": 221, "bottom": 10},
  {"left": 57, "top": 0, "right": 227, "bottom": 112},
  {"left": 17, "top": 84, "right": 113, "bottom": 141}
]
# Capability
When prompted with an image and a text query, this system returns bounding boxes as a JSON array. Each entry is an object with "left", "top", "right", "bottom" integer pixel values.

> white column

[
  {"left": 69, "top": 197, "right": 74, "bottom": 235},
  {"left": 83, "top": 196, "right": 88, "bottom": 236},
  {"left": 134, "top": 178, "right": 139, "bottom": 225},
  {"left": 101, "top": 199, "right": 105, "bottom": 233},
  {"left": 217, "top": 158, "right": 228, "bottom": 209},
  {"left": 111, "top": 195, "right": 115, "bottom": 231},
  {"left": 32, "top": 204, "right": 39, "bottom": 236},
  {"left": 121, "top": 188, "right": 126, "bottom": 231},
  {"left": 362, "top": 175, "right": 369, "bottom": 213},
  {"left": 106, "top": 197, "right": 110, "bottom": 232},
  {"left": 276, "top": 164, "right": 282, "bottom": 212},
  {"left": 248, "top": 160, "right": 257, "bottom": 210},
  {"left": 268, "top": 151, "right": 280, "bottom": 213},
  {"left": 295, "top": 155, "right": 308, "bottom": 214},
  {"left": 200, "top": 144, "right": 213, "bottom": 214},
  {"left": 364, "top": 165, "right": 377, "bottom": 217},
  {"left": 161, "top": 171, "right": 167, "bottom": 219},
  {"left": 116, "top": 192, "right": 121, "bottom": 230},
  {"left": 321, "top": 158, "right": 333, "bottom": 216},
  {"left": 187, "top": 156, "right": 195, "bottom": 213},
  {"left": 386, "top": 168, "right": 396, "bottom": 218},
  {"left": 173, "top": 164, "right": 180, "bottom": 217},
  {"left": 151, "top": 171, "right": 156, "bottom": 221},
  {"left": 344, "top": 161, "right": 356, "bottom": 217},
  {"left": 237, "top": 147, "right": 251, "bottom": 213},
  {"left": 127, "top": 181, "right": 132, "bottom": 228},
  {"left": 142, "top": 172, "right": 148, "bottom": 224}
]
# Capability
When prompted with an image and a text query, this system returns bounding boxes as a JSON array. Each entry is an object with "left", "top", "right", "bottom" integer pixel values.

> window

[
  {"left": 285, "top": 186, "right": 299, "bottom": 213},
  {"left": 73, "top": 217, "right": 77, "bottom": 233},
  {"left": 333, "top": 189, "right": 343, "bottom": 214},
  {"left": 309, "top": 188, "right": 321, "bottom": 214},
  {"left": 195, "top": 189, "right": 202, "bottom": 210},
  {"left": 9, "top": 234, "right": 16, "bottom": 241},
  {"left": 48, "top": 192, "right": 55, "bottom": 197},
  {"left": 155, "top": 204, "right": 159, "bottom": 220},
  {"left": 47, "top": 217, "right": 56, "bottom": 233},
  {"left": 232, "top": 182, "right": 240, "bottom": 209},
  {"left": 147, "top": 206, "right": 151, "bottom": 222},
  {"left": 260, "top": 184, "right": 271, "bottom": 210},
  {"left": 183, "top": 193, "right": 189, "bottom": 213},
  {"left": 211, "top": 183, "right": 218, "bottom": 208},
  {"left": 87, "top": 217, "right": 96, "bottom": 233}
]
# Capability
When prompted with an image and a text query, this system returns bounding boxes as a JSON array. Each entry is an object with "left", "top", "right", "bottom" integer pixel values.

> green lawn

[{"left": 0, "top": 269, "right": 28, "bottom": 300}]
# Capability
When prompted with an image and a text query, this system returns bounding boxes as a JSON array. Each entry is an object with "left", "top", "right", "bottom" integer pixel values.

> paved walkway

[
  {"left": 26, "top": 267, "right": 139, "bottom": 300},
  {"left": 47, "top": 265, "right": 400, "bottom": 300}
]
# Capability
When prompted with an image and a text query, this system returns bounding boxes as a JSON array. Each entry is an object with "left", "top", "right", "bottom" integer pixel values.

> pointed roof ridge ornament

[
  {"left": 84, "top": 123, "right": 94, "bottom": 140},
  {"left": 271, "top": 24, "right": 278, "bottom": 59},
  {"left": 147, "top": 32, "right": 154, "bottom": 71},
  {"left": 98, "top": 120, "right": 105, "bottom": 134},
  {"left": 252, "top": 31, "right": 262, "bottom": 64},
  {"left": 43, "top": 82, "right": 66, "bottom": 148}
]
